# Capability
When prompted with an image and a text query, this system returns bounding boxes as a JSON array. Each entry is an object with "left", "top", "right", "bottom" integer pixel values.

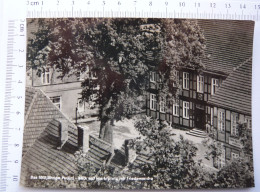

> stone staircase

[{"left": 186, "top": 128, "right": 207, "bottom": 138}]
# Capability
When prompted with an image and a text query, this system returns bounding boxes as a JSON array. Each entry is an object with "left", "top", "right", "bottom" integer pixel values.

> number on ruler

[
  {"left": 210, "top": 3, "right": 216, "bottom": 8},
  {"left": 118, "top": 1, "right": 121, "bottom": 5},
  {"left": 16, "top": 111, "right": 21, "bottom": 115},
  {"left": 103, "top": 1, "right": 105, "bottom": 5},
  {"left": 17, "top": 96, "right": 22, "bottom": 99},
  {"left": 225, "top": 3, "right": 231, "bottom": 8},
  {"left": 14, "top": 160, "right": 19, "bottom": 163},
  {"left": 255, "top": 5, "right": 260, "bottom": 9},
  {"left": 72, "top": 1, "right": 74, "bottom": 5},
  {"left": 149, "top": 1, "right": 152, "bottom": 6},
  {"left": 87, "top": 1, "right": 90, "bottom": 5},
  {"left": 14, "top": 144, "right": 19, "bottom": 147},
  {"left": 18, "top": 80, "right": 22, "bottom": 83},
  {"left": 57, "top": 0, "right": 59, "bottom": 5},
  {"left": 19, "top": 49, "right": 24, "bottom": 52},
  {"left": 179, "top": 2, "right": 185, "bottom": 7},
  {"left": 165, "top": 1, "right": 168, "bottom": 6},
  {"left": 133, "top": 1, "right": 137, "bottom": 6}
]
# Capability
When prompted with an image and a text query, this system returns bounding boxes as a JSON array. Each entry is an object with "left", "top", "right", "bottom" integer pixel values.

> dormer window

[{"left": 211, "top": 78, "right": 219, "bottom": 95}]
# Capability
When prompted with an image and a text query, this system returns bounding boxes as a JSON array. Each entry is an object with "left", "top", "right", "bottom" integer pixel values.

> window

[
  {"left": 183, "top": 72, "right": 189, "bottom": 90},
  {"left": 211, "top": 78, "right": 219, "bottom": 95},
  {"left": 231, "top": 113, "right": 239, "bottom": 136},
  {"left": 50, "top": 96, "right": 61, "bottom": 110},
  {"left": 150, "top": 72, "right": 156, "bottom": 83},
  {"left": 245, "top": 117, "right": 252, "bottom": 129},
  {"left": 77, "top": 99, "right": 85, "bottom": 113},
  {"left": 160, "top": 97, "right": 166, "bottom": 113},
  {"left": 150, "top": 94, "right": 156, "bottom": 110},
  {"left": 218, "top": 109, "right": 225, "bottom": 132},
  {"left": 231, "top": 152, "right": 239, "bottom": 160},
  {"left": 210, "top": 108, "right": 214, "bottom": 126},
  {"left": 183, "top": 101, "right": 189, "bottom": 119},
  {"left": 217, "top": 147, "right": 226, "bottom": 168},
  {"left": 197, "top": 75, "right": 204, "bottom": 93},
  {"left": 173, "top": 103, "right": 179, "bottom": 116},
  {"left": 42, "top": 68, "right": 50, "bottom": 85}
]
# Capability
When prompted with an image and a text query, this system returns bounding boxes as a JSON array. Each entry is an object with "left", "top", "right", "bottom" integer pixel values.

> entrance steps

[{"left": 186, "top": 128, "right": 207, "bottom": 138}]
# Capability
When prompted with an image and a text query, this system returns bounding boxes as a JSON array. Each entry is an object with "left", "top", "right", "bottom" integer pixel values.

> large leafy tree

[
  {"left": 27, "top": 18, "right": 206, "bottom": 143},
  {"left": 127, "top": 116, "right": 213, "bottom": 189}
]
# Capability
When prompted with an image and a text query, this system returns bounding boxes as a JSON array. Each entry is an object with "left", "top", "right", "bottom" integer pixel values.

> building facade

[
  {"left": 207, "top": 58, "right": 252, "bottom": 168},
  {"left": 27, "top": 65, "right": 98, "bottom": 121}
]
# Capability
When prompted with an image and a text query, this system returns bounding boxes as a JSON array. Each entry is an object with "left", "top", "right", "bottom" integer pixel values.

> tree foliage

[
  {"left": 27, "top": 18, "right": 206, "bottom": 142},
  {"left": 130, "top": 116, "right": 212, "bottom": 189}
]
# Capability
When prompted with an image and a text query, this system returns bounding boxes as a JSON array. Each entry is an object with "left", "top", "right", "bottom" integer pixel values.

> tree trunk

[
  {"left": 99, "top": 119, "right": 113, "bottom": 144},
  {"left": 99, "top": 98, "right": 114, "bottom": 144}
]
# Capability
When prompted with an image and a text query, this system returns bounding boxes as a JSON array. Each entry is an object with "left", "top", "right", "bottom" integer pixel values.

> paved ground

[{"left": 78, "top": 118, "right": 215, "bottom": 170}]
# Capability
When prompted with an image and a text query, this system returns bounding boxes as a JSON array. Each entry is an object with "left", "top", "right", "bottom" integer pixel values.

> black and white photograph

[{"left": 21, "top": 18, "right": 254, "bottom": 189}]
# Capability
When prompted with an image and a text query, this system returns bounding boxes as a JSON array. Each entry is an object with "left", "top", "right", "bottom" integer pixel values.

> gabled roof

[
  {"left": 198, "top": 20, "right": 254, "bottom": 75},
  {"left": 23, "top": 87, "right": 73, "bottom": 155},
  {"left": 208, "top": 58, "right": 252, "bottom": 115},
  {"left": 21, "top": 87, "right": 79, "bottom": 186}
]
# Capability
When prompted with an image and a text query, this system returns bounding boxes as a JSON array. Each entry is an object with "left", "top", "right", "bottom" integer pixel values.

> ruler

[
  {"left": 0, "top": 0, "right": 259, "bottom": 192},
  {"left": 0, "top": 0, "right": 26, "bottom": 191},
  {"left": 26, "top": 0, "right": 260, "bottom": 20}
]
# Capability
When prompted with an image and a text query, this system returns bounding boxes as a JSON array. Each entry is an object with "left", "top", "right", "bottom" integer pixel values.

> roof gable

[{"left": 208, "top": 58, "right": 252, "bottom": 115}]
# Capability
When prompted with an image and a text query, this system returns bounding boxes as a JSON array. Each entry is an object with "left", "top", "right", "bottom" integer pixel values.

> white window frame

[
  {"left": 245, "top": 117, "right": 252, "bottom": 129},
  {"left": 150, "top": 72, "right": 156, "bottom": 83},
  {"left": 50, "top": 96, "right": 61, "bottom": 110},
  {"left": 42, "top": 68, "right": 50, "bottom": 85},
  {"left": 150, "top": 94, "right": 156, "bottom": 111},
  {"left": 218, "top": 109, "right": 225, "bottom": 132},
  {"left": 197, "top": 75, "right": 204, "bottom": 93},
  {"left": 173, "top": 103, "right": 179, "bottom": 117},
  {"left": 183, "top": 72, "right": 189, "bottom": 90},
  {"left": 160, "top": 97, "right": 166, "bottom": 113},
  {"left": 183, "top": 101, "right": 189, "bottom": 119},
  {"left": 211, "top": 78, "right": 219, "bottom": 95},
  {"left": 231, "top": 113, "right": 239, "bottom": 136},
  {"left": 231, "top": 152, "right": 239, "bottom": 160}
]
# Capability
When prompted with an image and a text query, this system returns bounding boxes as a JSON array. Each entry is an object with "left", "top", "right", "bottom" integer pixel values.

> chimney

[
  {"left": 124, "top": 139, "right": 136, "bottom": 164},
  {"left": 57, "top": 119, "right": 69, "bottom": 149},
  {"left": 78, "top": 126, "right": 89, "bottom": 153}
]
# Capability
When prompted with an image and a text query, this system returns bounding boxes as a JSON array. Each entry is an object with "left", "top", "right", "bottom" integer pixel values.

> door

[{"left": 195, "top": 104, "right": 205, "bottom": 130}]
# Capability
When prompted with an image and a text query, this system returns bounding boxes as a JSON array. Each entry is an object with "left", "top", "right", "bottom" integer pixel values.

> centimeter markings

[
  {"left": 0, "top": 19, "right": 26, "bottom": 192},
  {"left": 26, "top": 0, "right": 260, "bottom": 20}
]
